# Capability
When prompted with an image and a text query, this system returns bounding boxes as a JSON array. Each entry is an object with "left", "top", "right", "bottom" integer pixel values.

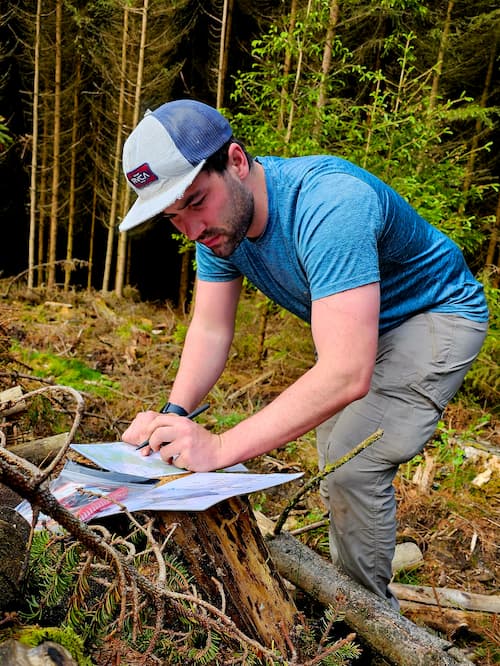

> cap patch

[{"left": 127, "top": 163, "right": 158, "bottom": 189}]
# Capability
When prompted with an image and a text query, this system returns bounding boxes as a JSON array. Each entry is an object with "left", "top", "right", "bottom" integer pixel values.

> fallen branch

[
  {"left": 0, "top": 444, "right": 286, "bottom": 664},
  {"left": 390, "top": 583, "right": 500, "bottom": 614}
]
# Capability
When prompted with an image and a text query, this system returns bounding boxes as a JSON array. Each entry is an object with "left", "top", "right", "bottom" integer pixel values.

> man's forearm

[
  {"left": 215, "top": 358, "right": 370, "bottom": 467},
  {"left": 168, "top": 320, "right": 233, "bottom": 411}
]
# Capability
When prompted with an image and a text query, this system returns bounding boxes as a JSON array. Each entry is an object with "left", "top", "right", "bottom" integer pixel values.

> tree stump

[
  {"left": 161, "top": 495, "right": 301, "bottom": 655},
  {"left": 0, "top": 506, "right": 31, "bottom": 611}
]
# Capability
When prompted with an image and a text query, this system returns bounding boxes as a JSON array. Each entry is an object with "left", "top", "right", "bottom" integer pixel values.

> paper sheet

[
  {"left": 97, "top": 471, "right": 304, "bottom": 514},
  {"left": 71, "top": 441, "right": 187, "bottom": 478}
]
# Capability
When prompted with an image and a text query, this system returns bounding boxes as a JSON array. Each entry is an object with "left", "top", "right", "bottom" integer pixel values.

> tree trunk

[
  {"left": 313, "top": 0, "right": 339, "bottom": 137},
  {"left": 216, "top": 0, "right": 234, "bottom": 109},
  {"left": 486, "top": 191, "right": 500, "bottom": 286},
  {"left": 162, "top": 496, "right": 300, "bottom": 655},
  {"left": 47, "top": 0, "right": 63, "bottom": 289},
  {"left": 177, "top": 247, "right": 192, "bottom": 314},
  {"left": 278, "top": 0, "right": 298, "bottom": 131},
  {"left": 28, "top": 0, "right": 42, "bottom": 290},
  {"left": 87, "top": 175, "right": 98, "bottom": 291},
  {"left": 102, "top": 5, "right": 129, "bottom": 294},
  {"left": 116, "top": 0, "right": 149, "bottom": 297},
  {"left": 64, "top": 58, "right": 81, "bottom": 291},
  {"left": 37, "top": 111, "right": 49, "bottom": 286},
  {"left": 460, "top": 35, "right": 497, "bottom": 210},
  {"left": 285, "top": 0, "right": 313, "bottom": 148},
  {"left": 429, "top": 0, "right": 454, "bottom": 111}
]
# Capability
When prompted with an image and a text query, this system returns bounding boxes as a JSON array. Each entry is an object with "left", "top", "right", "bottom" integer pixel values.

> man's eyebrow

[
  {"left": 162, "top": 187, "right": 204, "bottom": 220},
  {"left": 178, "top": 188, "right": 203, "bottom": 210}
]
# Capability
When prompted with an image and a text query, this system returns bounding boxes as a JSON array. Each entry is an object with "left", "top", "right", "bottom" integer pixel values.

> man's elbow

[{"left": 346, "top": 371, "right": 373, "bottom": 403}]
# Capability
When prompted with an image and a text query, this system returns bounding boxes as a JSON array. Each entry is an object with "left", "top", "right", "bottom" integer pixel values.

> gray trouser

[{"left": 316, "top": 313, "right": 488, "bottom": 608}]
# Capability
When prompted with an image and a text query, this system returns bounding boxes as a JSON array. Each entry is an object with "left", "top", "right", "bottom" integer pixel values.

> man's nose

[{"left": 182, "top": 217, "right": 206, "bottom": 241}]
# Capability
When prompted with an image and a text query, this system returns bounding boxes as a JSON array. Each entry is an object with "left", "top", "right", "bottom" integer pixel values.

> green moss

[
  {"left": 4, "top": 625, "right": 93, "bottom": 666},
  {"left": 20, "top": 349, "right": 120, "bottom": 397}
]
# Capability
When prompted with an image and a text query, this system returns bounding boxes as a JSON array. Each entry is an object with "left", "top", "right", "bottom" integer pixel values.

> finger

[
  {"left": 148, "top": 426, "right": 174, "bottom": 452},
  {"left": 159, "top": 443, "right": 177, "bottom": 464}
]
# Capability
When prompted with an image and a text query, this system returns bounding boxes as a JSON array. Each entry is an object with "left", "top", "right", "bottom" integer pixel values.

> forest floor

[{"left": 0, "top": 283, "right": 498, "bottom": 665}]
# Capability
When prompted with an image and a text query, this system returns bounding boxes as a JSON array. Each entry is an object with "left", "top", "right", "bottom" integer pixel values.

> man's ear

[{"left": 227, "top": 143, "right": 249, "bottom": 179}]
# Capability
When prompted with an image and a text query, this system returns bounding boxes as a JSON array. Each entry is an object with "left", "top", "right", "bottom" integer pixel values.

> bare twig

[
  {"left": 273, "top": 429, "right": 383, "bottom": 535},
  {"left": 0, "top": 442, "right": 285, "bottom": 663}
]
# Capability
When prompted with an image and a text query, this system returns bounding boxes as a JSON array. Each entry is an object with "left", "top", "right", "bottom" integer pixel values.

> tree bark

[
  {"left": 64, "top": 58, "right": 81, "bottom": 291},
  {"left": 28, "top": 0, "right": 42, "bottom": 290},
  {"left": 162, "top": 495, "right": 301, "bottom": 655},
  {"left": 102, "top": 5, "right": 129, "bottom": 294},
  {"left": 9, "top": 433, "right": 70, "bottom": 466},
  {"left": 47, "top": 0, "right": 63, "bottom": 289},
  {"left": 216, "top": 0, "right": 234, "bottom": 109}
]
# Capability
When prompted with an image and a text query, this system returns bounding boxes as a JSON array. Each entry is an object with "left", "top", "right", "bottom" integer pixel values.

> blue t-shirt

[{"left": 196, "top": 155, "right": 488, "bottom": 334}]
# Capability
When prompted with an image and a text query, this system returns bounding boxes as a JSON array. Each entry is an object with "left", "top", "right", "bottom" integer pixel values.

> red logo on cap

[{"left": 127, "top": 163, "right": 159, "bottom": 189}]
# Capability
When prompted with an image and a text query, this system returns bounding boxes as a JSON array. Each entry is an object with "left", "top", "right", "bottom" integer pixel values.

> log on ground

[
  {"left": 266, "top": 530, "right": 475, "bottom": 666},
  {"left": 10, "top": 432, "right": 70, "bottom": 465}
]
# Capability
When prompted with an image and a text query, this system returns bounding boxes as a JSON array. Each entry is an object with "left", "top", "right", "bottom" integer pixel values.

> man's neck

[{"left": 246, "top": 161, "right": 268, "bottom": 239}]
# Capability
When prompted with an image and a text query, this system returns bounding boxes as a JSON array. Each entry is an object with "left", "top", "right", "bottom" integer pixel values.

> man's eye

[{"left": 191, "top": 197, "right": 205, "bottom": 208}]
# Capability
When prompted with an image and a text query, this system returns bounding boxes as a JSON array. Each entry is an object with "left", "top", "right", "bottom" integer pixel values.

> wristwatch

[{"left": 160, "top": 401, "right": 188, "bottom": 416}]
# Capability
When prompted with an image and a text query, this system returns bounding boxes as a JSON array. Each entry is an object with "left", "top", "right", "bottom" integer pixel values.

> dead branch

[
  {"left": 1, "top": 260, "right": 89, "bottom": 298},
  {"left": 0, "top": 442, "right": 286, "bottom": 663},
  {"left": 390, "top": 583, "right": 500, "bottom": 614},
  {"left": 273, "top": 429, "right": 383, "bottom": 534}
]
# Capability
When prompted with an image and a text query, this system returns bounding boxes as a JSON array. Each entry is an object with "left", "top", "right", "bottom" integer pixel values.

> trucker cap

[{"left": 119, "top": 99, "right": 233, "bottom": 232}]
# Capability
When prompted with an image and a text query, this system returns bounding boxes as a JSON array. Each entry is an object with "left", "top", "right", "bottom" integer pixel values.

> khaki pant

[{"left": 316, "top": 313, "right": 488, "bottom": 608}]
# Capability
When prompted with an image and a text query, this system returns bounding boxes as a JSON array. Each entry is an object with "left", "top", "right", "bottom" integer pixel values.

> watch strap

[{"left": 160, "top": 401, "right": 188, "bottom": 416}]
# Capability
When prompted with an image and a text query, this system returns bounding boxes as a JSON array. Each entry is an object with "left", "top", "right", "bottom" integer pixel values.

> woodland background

[{"left": 0, "top": 0, "right": 498, "bottom": 406}]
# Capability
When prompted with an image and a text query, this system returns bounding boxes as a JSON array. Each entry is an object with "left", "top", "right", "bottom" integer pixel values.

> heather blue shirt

[{"left": 196, "top": 155, "right": 488, "bottom": 334}]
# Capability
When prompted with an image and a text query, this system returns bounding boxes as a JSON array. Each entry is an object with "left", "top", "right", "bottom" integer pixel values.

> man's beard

[{"left": 200, "top": 174, "right": 255, "bottom": 258}]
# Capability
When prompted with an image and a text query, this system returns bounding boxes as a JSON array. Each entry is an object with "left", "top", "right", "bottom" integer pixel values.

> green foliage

[
  {"left": 461, "top": 270, "right": 500, "bottom": 409},
  {"left": 20, "top": 349, "right": 120, "bottom": 397},
  {"left": 430, "top": 415, "right": 490, "bottom": 489},
  {"left": 172, "top": 322, "right": 188, "bottom": 345},
  {"left": 0, "top": 115, "right": 13, "bottom": 152},
  {"left": 231, "top": 23, "right": 492, "bottom": 256},
  {"left": 229, "top": 6, "right": 499, "bottom": 410}
]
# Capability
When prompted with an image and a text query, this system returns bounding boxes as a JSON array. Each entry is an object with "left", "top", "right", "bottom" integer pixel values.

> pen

[{"left": 135, "top": 402, "right": 210, "bottom": 451}]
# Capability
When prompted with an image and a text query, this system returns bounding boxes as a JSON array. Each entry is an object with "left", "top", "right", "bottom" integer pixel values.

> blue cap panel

[{"left": 153, "top": 100, "right": 233, "bottom": 166}]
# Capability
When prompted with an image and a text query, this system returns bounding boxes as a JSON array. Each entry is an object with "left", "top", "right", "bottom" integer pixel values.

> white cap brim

[
  {"left": 119, "top": 160, "right": 205, "bottom": 232},
  {"left": 119, "top": 113, "right": 206, "bottom": 232}
]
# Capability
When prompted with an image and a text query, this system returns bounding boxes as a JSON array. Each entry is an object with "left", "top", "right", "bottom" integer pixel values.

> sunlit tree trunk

[
  {"left": 216, "top": 0, "right": 233, "bottom": 109},
  {"left": 278, "top": 0, "right": 298, "bottom": 131},
  {"left": 116, "top": 0, "right": 149, "bottom": 297},
  {"left": 64, "top": 58, "right": 81, "bottom": 291},
  {"left": 28, "top": 0, "right": 42, "bottom": 290},
  {"left": 429, "top": 0, "right": 454, "bottom": 112},
  {"left": 313, "top": 0, "right": 339, "bottom": 136},
  {"left": 102, "top": 5, "right": 130, "bottom": 294},
  {"left": 47, "top": 0, "right": 62, "bottom": 289},
  {"left": 285, "top": 0, "right": 313, "bottom": 148}
]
